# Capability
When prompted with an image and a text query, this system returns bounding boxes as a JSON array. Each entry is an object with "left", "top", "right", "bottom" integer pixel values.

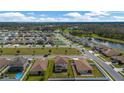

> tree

[
  {"left": 0, "top": 50, "right": 3, "bottom": 55},
  {"left": 48, "top": 49, "right": 52, "bottom": 54},
  {"left": 16, "top": 50, "right": 20, "bottom": 55},
  {"left": 65, "top": 50, "right": 67, "bottom": 55}
]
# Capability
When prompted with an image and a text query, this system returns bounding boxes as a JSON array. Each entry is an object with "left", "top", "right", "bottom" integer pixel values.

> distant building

[
  {"left": 73, "top": 58, "right": 93, "bottom": 75},
  {"left": 94, "top": 45, "right": 121, "bottom": 57},
  {"left": 29, "top": 58, "right": 48, "bottom": 76},
  {"left": 54, "top": 56, "right": 67, "bottom": 73}
]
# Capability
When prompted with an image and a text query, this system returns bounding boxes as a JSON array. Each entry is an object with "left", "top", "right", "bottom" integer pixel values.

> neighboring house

[
  {"left": 54, "top": 56, "right": 67, "bottom": 73},
  {"left": 29, "top": 58, "right": 48, "bottom": 76},
  {"left": 111, "top": 56, "right": 124, "bottom": 64},
  {"left": 101, "top": 48, "right": 121, "bottom": 57},
  {"left": 94, "top": 45, "right": 121, "bottom": 57},
  {"left": 8, "top": 56, "right": 29, "bottom": 72},
  {"left": 0, "top": 58, "right": 11, "bottom": 69},
  {"left": 73, "top": 58, "right": 93, "bottom": 75}
]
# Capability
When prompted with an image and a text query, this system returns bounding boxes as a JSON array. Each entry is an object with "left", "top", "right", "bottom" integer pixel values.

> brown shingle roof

[
  {"left": 55, "top": 56, "right": 67, "bottom": 65},
  {"left": 0, "top": 58, "right": 11, "bottom": 68},
  {"left": 30, "top": 58, "right": 47, "bottom": 72},
  {"left": 112, "top": 56, "right": 124, "bottom": 63},
  {"left": 74, "top": 58, "right": 93, "bottom": 71},
  {"left": 103, "top": 49, "right": 121, "bottom": 57},
  {"left": 10, "top": 56, "right": 28, "bottom": 67}
]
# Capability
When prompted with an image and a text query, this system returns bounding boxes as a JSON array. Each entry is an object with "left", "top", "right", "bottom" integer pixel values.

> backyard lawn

[{"left": 0, "top": 47, "right": 81, "bottom": 55}]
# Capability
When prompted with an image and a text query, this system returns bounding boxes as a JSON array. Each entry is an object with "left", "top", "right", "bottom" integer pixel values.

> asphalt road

[{"left": 84, "top": 50, "right": 124, "bottom": 81}]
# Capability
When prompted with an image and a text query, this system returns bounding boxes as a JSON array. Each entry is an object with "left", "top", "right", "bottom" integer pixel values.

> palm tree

[
  {"left": 16, "top": 50, "right": 20, "bottom": 55},
  {"left": 48, "top": 49, "right": 52, "bottom": 54},
  {"left": 0, "top": 50, "right": 3, "bottom": 55},
  {"left": 65, "top": 50, "right": 67, "bottom": 55}
]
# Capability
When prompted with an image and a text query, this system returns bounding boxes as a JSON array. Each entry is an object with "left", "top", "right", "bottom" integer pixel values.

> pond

[{"left": 91, "top": 38, "right": 124, "bottom": 51}]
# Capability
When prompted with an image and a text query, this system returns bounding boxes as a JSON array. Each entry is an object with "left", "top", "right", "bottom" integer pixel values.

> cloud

[
  {"left": 0, "top": 12, "right": 69, "bottom": 22},
  {"left": 64, "top": 12, "right": 96, "bottom": 21},
  {"left": 113, "top": 16, "right": 124, "bottom": 19},
  {"left": 84, "top": 11, "right": 110, "bottom": 17},
  {"left": 0, "top": 11, "right": 123, "bottom": 22},
  {"left": 64, "top": 12, "right": 82, "bottom": 18},
  {"left": 0, "top": 12, "right": 37, "bottom": 22}
]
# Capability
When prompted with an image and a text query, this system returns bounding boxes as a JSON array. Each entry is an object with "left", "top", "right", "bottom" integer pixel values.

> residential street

[{"left": 84, "top": 50, "right": 124, "bottom": 81}]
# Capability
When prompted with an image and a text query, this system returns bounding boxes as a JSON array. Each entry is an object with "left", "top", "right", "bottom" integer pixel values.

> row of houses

[
  {"left": 93, "top": 45, "right": 124, "bottom": 64},
  {"left": 0, "top": 31, "right": 55, "bottom": 45},
  {"left": 0, "top": 56, "right": 93, "bottom": 77}
]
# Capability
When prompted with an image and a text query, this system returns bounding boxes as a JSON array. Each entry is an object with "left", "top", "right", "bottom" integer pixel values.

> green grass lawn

[
  {"left": 27, "top": 76, "right": 44, "bottom": 81},
  {"left": 113, "top": 64, "right": 124, "bottom": 68},
  {"left": 5, "top": 72, "right": 16, "bottom": 79},
  {"left": 0, "top": 47, "right": 81, "bottom": 55}
]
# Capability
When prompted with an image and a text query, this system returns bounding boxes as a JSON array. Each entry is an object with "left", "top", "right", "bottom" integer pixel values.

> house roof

[
  {"left": 54, "top": 56, "right": 67, "bottom": 65},
  {"left": 10, "top": 56, "right": 28, "bottom": 67},
  {"left": 103, "top": 49, "right": 121, "bottom": 57},
  {"left": 30, "top": 58, "right": 47, "bottom": 72},
  {"left": 112, "top": 56, "right": 124, "bottom": 63},
  {"left": 74, "top": 58, "right": 93, "bottom": 71},
  {"left": 0, "top": 58, "right": 11, "bottom": 68}
]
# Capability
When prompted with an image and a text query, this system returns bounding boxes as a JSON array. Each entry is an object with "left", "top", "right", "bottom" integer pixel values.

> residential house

[
  {"left": 54, "top": 56, "right": 68, "bottom": 73},
  {"left": 101, "top": 48, "right": 121, "bottom": 57},
  {"left": 73, "top": 58, "right": 93, "bottom": 75},
  {"left": 111, "top": 56, "right": 124, "bottom": 64},
  {"left": 8, "top": 56, "right": 29, "bottom": 72},
  {"left": 0, "top": 58, "right": 11, "bottom": 69},
  {"left": 29, "top": 58, "right": 48, "bottom": 75}
]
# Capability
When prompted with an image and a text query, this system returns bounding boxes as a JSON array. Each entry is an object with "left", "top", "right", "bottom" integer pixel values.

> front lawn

[{"left": 27, "top": 76, "right": 44, "bottom": 81}]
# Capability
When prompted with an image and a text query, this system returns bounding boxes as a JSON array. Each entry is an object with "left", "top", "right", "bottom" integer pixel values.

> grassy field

[
  {"left": 113, "top": 64, "right": 124, "bottom": 68},
  {"left": 0, "top": 47, "right": 81, "bottom": 55},
  {"left": 27, "top": 76, "right": 44, "bottom": 81}
]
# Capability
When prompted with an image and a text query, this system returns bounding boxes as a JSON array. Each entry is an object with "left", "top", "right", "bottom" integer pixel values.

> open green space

[
  {"left": 0, "top": 47, "right": 81, "bottom": 55},
  {"left": 113, "top": 64, "right": 124, "bottom": 68}
]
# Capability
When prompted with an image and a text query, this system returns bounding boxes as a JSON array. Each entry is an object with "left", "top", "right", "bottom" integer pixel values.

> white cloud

[
  {"left": 85, "top": 11, "right": 110, "bottom": 17},
  {"left": 0, "top": 11, "right": 123, "bottom": 22},
  {"left": 0, "top": 12, "right": 69, "bottom": 22},
  {"left": 113, "top": 16, "right": 124, "bottom": 19},
  {"left": 0, "top": 12, "right": 37, "bottom": 22},
  {"left": 64, "top": 12, "right": 96, "bottom": 21},
  {"left": 64, "top": 12, "right": 82, "bottom": 18}
]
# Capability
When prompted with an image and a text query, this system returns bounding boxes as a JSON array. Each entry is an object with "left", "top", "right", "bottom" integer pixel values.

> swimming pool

[{"left": 15, "top": 72, "right": 23, "bottom": 80}]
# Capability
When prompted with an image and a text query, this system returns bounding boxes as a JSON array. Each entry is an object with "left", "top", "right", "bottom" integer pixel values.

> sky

[{"left": 0, "top": 11, "right": 124, "bottom": 22}]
